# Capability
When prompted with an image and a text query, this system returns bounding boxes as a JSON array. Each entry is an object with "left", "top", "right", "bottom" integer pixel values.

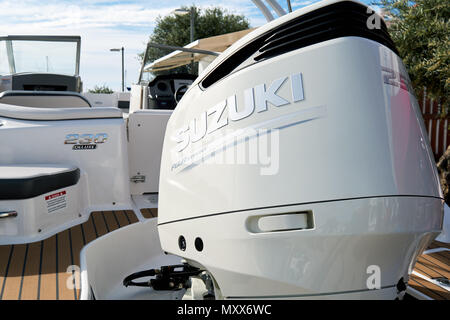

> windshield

[{"left": 0, "top": 36, "right": 80, "bottom": 76}]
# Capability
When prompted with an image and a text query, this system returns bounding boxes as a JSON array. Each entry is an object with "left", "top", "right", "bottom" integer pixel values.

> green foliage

[
  {"left": 88, "top": 84, "right": 114, "bottom": 94},
  {"left": 376, "top": 0, "right": 449, "bottom": 106},
  {"left": 140, "top": 6, "right": 250, "bottom": 75}
]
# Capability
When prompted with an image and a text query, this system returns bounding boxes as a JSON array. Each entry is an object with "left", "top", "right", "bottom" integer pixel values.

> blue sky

[{"left": 0, "top": 0, "right": 373, "bottom": 91}]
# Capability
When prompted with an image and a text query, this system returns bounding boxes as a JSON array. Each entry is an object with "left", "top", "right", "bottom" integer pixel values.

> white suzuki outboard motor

[{"left": 154, "top": 0, "right": 443, "bottom": 299}]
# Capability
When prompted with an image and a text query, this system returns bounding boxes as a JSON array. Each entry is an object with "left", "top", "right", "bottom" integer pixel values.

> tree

[
  {"left": 140, "top": 6, "right": 250, "bottom": 75},
  {"left": 88, "top": 84, "right": 114, "bottom": 94},
  {"left": 376, "top": 0, "right": 449, "bottom": 107}
]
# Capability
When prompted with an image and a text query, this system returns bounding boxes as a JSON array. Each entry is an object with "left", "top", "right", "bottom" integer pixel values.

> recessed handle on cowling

[{"left": 0, "top": 211, "right": 17, "bottom": 219}]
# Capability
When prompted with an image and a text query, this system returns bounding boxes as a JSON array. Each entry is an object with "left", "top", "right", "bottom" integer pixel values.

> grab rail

[{"left": 0, "top": 211, "right": 17, "bottom": 219}]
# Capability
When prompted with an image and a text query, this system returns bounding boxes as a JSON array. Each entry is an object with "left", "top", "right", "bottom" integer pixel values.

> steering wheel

[{"left": 174, "top": 84, "right": 189, "bottom": 104}]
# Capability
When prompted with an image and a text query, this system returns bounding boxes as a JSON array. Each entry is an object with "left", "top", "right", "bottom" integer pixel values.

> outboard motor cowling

[{"left": 157, "top": 0, "right": 443, "bottom": 299}]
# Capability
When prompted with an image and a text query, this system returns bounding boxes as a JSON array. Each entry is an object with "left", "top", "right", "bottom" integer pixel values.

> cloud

[{"left": 0, "top": 1, "right": 172, "bottom": 30}]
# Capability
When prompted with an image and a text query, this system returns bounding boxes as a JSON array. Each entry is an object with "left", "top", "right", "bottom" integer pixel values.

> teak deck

[
  {"left": 0, "top": 210, "right": 448, "bottom": 300},
  {"left": 0, "top": 210, "right": 142, "bottom": 300},
  {"left": 407, "top": 241, "right": 450, "bottom": 300}
]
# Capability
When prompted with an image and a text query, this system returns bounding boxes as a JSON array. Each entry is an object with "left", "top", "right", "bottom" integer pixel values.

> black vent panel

[
  {"left": 201, "top": 1, "right": 397, "bottom": 89},
  {"left": 255, "top": 1, "right": 397, "bottom": 61}
]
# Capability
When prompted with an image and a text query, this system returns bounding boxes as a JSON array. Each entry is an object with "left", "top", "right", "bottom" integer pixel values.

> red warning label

[
  {"left": 45, "top": 191, "right": 66, "bottom": 201},
  {"left": 45, "top": 190, "right": 67, "bottom": 213}
]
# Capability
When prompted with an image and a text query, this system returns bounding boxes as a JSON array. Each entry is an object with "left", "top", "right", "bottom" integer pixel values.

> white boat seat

[
  {"left": 0, "top": 165, "right": 80, "bottom": 200},
  {"left": 0, "top": 103, "right": 123, "bottom": 121},
  {"left": 0, "top": 91, "right": 92, "bottom": 108}
]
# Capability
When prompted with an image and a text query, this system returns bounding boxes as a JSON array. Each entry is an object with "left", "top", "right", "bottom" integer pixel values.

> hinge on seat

[{"left": 130, "top": 175, "right": 146, "bottom": 183}]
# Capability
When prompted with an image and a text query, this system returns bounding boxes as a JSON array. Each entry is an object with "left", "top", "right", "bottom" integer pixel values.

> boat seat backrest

[
  {"left": 0, "top": 103, "right": 123, "bottom": 121},
  {"left": 0, "top": 91, "right": 92, "bottom": 108}
]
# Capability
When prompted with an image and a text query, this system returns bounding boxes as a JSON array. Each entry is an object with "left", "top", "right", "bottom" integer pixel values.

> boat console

[
  {"left": 0, "top": 36, "right": 82, "bottom": 93},
  {"left": 1, "top": 72, "right": 81, "bottom": 92},
  {"left": 147, "top": 74, "right": 197, "bottom": 110}
]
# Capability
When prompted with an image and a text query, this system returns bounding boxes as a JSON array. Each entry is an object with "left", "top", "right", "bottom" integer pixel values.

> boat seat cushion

[
  {"left": 0, "top": 103, "right": 122, "bottom": 121},
  {"left": 0, "top": 165, "right": 80, "bottom": 200}
]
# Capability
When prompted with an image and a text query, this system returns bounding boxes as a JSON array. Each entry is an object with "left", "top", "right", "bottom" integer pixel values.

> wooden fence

[{"left": 417, "top": 88, "right": 449, "bottom": 160}]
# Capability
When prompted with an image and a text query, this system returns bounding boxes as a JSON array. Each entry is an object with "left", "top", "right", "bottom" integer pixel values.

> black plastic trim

[
  {"left": 255, "top": 3, "right": 396, "bottom": 61},
  {"left": 201, "top": 1, "right": 397, "bottom": 89},
  {"left": 0, "top": 168, "right": 80, "bottom": 200}
]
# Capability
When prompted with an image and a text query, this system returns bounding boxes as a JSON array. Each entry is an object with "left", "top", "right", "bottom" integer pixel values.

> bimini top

[
  {"left": 0, "top": 35, "right": 81, "bottom": 76},
  {"left": 142, "top": 29, "right": 255, "bottom": 74}
]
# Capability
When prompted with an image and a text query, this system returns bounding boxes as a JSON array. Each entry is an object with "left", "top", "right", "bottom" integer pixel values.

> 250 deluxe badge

[{"left": 64, "top": 133, "right": 108, "bottom": 150}]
